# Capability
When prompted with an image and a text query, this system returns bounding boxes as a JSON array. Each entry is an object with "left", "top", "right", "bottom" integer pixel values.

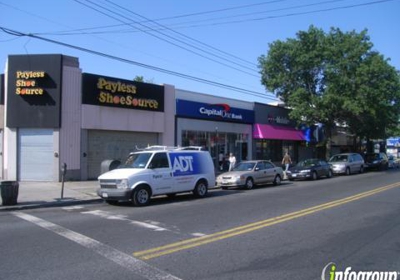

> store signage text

[
  {"left": 15, "top": 71, "right": 46, "bottom": 95},
  {"left": 199, "top": 104, "right": 243, "bottom": 120},
  {"left": 96, "top": 77, "right": 159, "bottom": 109},
  {"left": 268, "top": 114, "right": 290, "bottom": 125}
]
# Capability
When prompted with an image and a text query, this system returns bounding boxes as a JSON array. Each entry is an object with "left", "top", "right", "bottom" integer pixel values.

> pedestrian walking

[
  {"left": 229, "top": 153, "right": 236, "bottom": 171},
  {"left": 228, "top": 153, "right": 236, "bottom": 171},
  {"left": 282, "top": 152, "right": 292, "bottom": 172}
]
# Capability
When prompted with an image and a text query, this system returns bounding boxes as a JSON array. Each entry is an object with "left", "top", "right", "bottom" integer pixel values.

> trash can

[
  {"left": 1, "top": 181, "right": 19, "bottom": 206},
  {"left": 100, "top": 160, "right": 121, "bottom": 175}
]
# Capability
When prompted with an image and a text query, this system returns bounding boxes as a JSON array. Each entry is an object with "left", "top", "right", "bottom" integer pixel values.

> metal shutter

[
  {"left": 18, "top": 129, "right": 54, "bottom": 181},
  {"left": 87, "top": 130, "right": 158, "bottom": 179}
]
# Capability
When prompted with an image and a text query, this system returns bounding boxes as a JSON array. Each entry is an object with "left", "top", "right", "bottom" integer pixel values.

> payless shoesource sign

[
  {"left": 15, "top": 71, "right": 46, "bottom": 95},
  {"left": 6, "top": 54, "right": 63, "bottom": 128},
  {"left": 82, "top": 73, "right": 164, "bottom": 112}
]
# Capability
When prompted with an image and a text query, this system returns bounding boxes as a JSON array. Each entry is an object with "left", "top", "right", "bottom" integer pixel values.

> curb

[{"left": 0, "top": 198, "right": 103, "bottom": 212}]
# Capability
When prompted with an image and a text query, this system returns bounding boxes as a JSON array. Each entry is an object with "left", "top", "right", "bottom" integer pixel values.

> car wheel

[
  {"left": 327, "top": 170, "right": 333, "bottom": 178},
  {"left": 221, "top": 186, "right": 228, "bottom": 190},
  {"left": 244, "top": 178, "right": 254, "bottom": 190},
  {"left": 193, "top": 180, "right": 208, "bottom": 198},
  {"left": 132, "top": 185, "right": 151, "bottom": 207},
  {"left": 311, "top": 171, "right": 318, "bottom": 180},
  {"left": 359, "top": 165, "right": 364, "bottom": 173},
  {"left": 345, "top": 167, "right": 351, "bottom": 175},
  {"left": 273, "top": 175, "right": 282, "bottom": 186}
]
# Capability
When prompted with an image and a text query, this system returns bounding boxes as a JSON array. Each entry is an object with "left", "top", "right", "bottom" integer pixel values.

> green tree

[
  {"left": 133, "top": 75, "right": 155, "bottom": 84},
  {"left": 258, "top": 25, "right": 400, "bottom": 158},
  {"left": 345, "top": 52, "right": 400, "bottom": 149},
  {"left": 133, "top": 75, "right": 144, "bottom": 82}
]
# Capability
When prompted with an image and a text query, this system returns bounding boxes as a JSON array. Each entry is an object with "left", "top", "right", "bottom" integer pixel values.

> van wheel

[
  {"left": 193, "top": 180, "right": 208, "bottom": 198},
  {"left": 132, "top": 186, "right": 151, "bottom": 206},
  {"left": 244, "top": 178, "right": 254, "bottom": 190}
]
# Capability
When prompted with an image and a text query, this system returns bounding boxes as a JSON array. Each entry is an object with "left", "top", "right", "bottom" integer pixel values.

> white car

[
  {"left": 388, "top": 155, "right": 400, "bottom": 169},
  {"left": 97, "top": 146, "right": 215, "bottom": 206},
  {"left": 216, "top": 160, "right": 283, "bottom": 190},
  {"left": 329, "top": 153, "right": 365, "bottom": 175}
]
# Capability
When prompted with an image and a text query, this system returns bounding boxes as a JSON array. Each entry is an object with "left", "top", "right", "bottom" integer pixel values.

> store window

[
  {"left": 181, "top": 130, "right": 249, "bottom": 169},
  {"left": 255, "top": 140, "right": 282, "bottom": 163},
  {"left": 255, "top": 139, "right": 297, "bottom": 165}
]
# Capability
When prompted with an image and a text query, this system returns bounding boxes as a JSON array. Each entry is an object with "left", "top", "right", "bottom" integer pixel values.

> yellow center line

[{"left": 133, "top": 182, "right": 400, "bottom": 260}]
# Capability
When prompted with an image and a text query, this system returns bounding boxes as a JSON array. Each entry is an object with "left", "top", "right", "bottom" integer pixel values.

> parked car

[
  {"left": 388, "top": 155, "right": 400, "bottom": 169},
  {"left": 216, "top": 160, "right": 283, "bottom": 190},
  {"left": 97, "top": 146, "right": 215, "bottom": 206},
  {"left": 365, "top": 152, "right": 389, "bottom": 171},
  {"left": 328, "top": 153, "right": 365, "bottom": 175},
  {"left": 287, "top": 158, "right": 333, "bottom": 181}
]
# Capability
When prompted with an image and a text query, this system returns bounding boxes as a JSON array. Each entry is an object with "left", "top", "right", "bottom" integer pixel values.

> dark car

[
  {"left": 287, "top": 158, "right": 333, "bottom": 181},
  {"left": 365, "top": 152, "right": 389, "bottom": 171}
]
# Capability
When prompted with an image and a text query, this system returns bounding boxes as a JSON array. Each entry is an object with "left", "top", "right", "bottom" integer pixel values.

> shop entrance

[{"left": 181, "top": 130, "right": 249, "bottom": 171}]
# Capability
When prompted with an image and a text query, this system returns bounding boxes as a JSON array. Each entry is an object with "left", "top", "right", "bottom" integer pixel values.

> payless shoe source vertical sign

[
  {"left": 81, "top": 73, "right": 164, "bottom": 112},
  {"left": 6, "top": 54, "right": 63, "bottom": 128}
]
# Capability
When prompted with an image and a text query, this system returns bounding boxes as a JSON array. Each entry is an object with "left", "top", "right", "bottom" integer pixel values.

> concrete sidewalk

[{"left": 0, "top": 180, "right": 103, "bottom": 211}]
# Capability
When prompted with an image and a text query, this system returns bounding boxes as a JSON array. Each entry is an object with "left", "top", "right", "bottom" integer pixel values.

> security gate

[
  {"left": 87, "top": 130, "right": 158, "bottom": 179},
  {"left": 18, "top": 129, "right": 54, "bottom": 181}
]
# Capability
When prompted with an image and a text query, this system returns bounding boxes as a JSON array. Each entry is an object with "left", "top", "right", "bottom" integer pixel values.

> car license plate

[{"left": 102, "top": 193, "right": 108, "bottom": 198}]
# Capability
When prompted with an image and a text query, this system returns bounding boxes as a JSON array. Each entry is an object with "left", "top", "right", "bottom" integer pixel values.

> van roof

[{"left": 132, "top": 145, "right": 207, "bottom": 153}]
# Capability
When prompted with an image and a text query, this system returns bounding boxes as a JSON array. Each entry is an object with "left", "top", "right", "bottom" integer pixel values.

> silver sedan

[{"left": 216, "top": 160, "right": 284, "bottom": 190}]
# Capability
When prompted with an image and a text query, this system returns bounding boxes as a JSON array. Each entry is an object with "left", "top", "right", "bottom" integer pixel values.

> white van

[{"left": 97, "top": 146, "right": 215, "bottom": 206}]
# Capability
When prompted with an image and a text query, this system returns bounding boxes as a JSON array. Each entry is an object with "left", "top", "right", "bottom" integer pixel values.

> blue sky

[{"left": 1, "top": 0, "right": 399, "bottom": 104}]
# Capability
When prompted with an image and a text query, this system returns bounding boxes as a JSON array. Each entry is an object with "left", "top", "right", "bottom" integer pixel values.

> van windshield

[{"left": 120, "top": 153, "right": 152, "bottom": 169}]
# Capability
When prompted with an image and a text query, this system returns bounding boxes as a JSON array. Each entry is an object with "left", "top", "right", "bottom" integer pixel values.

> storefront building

[
  {"left": 175, "top": 90, "right": 254, "bottom": 170},
  {"left": 2, "top": 54, "right": 175, "bottom": 181},
  {"left": 253, "top": 103, "right": 311, "bottom": 165}
]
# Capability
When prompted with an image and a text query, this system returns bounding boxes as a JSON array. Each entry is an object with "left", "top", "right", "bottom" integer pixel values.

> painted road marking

[
  {"left": 62, "top": 206, "right": 84, "bottom": 211},
  {"left": 81, "top": 210, "right": 169, "bottom": 231},
  {"left": 13, "top": 212, "right": 182, "bottom": 280},
  {"left": 134, "top": 182, "right": 400, "bottom": 260}
]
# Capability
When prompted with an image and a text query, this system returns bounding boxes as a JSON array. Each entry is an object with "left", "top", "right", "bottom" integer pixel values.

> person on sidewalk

[
  {"left": 228, "top": 153, "right": 236, "bottom": 171},
  {"left": 219, "top": 151, "right": 224, "bottom": 171},
  {"left": 282, "top": 152, "right": 292, "bottom": 172}
]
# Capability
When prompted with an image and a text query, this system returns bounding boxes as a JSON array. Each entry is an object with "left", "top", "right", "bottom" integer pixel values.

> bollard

[{"left": 61, "top": 163, "right": 67, "bottom": 199}]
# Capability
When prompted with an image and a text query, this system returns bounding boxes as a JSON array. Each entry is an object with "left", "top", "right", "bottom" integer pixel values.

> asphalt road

[{"left": 1, "top": 170, "right": 400, "bottom": 280}]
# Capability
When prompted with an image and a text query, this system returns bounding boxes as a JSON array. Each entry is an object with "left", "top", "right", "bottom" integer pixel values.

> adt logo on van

[
  {"left": 170, "top": 153, "right": 201, "bottom": 176},
  {"left": 173, "top": 156, "right": 194, "bottom": 172}
]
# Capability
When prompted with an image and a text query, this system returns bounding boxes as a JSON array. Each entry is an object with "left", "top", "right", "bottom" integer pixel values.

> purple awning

[{"left": 253, "top": 124, "right": 305, "bottom": 141}]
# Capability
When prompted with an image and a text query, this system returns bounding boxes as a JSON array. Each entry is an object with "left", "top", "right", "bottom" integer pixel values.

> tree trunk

[
  {"left": 325, "top": 136, "right": 331, "bottom": 160},
  {"left": 325, "top": 127, "right": 333, "bottom": 160}
]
